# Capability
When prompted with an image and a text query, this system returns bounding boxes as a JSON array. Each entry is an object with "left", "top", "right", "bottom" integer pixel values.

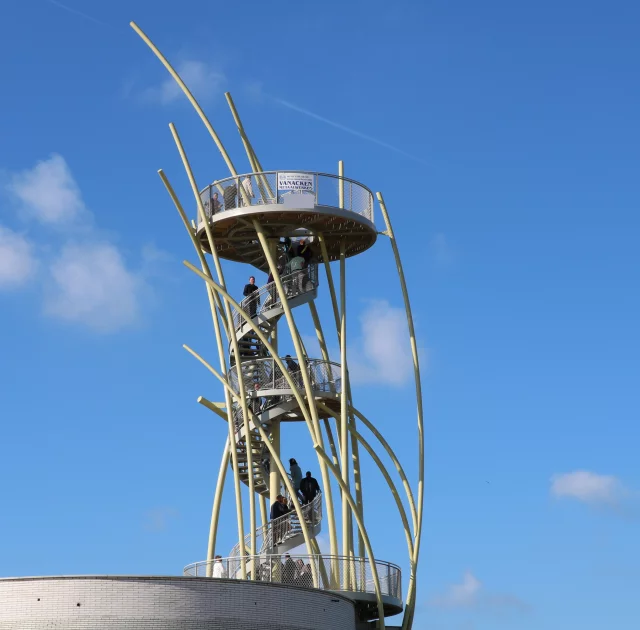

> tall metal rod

[
  {"left": 317, "top": 233, "right": 341, "bottom": 335},
  {"left": 224, "top": 92, "right": 274, "bottom": 199},
  {"left": 260, "top": 495, "right": 268, "bottom": 530},
  {"left": 158, "top": 169, "right": 245, "bottom": 574},
  {"left": 377, "top": 191, "right": 424, "bottom": 630},
  {"left": 350, "top": 405, "right": 417, "bottom": 534},
  {"left": 252, "top": 222, "right": 341, "bottom": 573},
  {"left": 310, "top": 283, "right": 364, "bottom": 560},
  {"left": 339, "top": 240, "right": 351, "bottom": 586},
  {"left": 314, "top": 447, "right": 386, "bottom": 629},
  {"left": 316, "top": 402, "right": 415, "bottom": 575},
  {"left": 130, "top": 22, "right": 249, "bottom": 206},
  {"left": 206, "top": 439, "right": 231, "bottom": 572},
  {"left": 169, "top": 124, "right": 256, "bottom": 576},
  {"left": 158, "top": 170, "right": 228, "bottom": 339},
  {"left": 308, "top": 302, "right": 341, "bottom": 468}
]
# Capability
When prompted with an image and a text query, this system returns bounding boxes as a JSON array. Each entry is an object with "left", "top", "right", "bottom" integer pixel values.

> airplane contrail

[
  {"left": 269, "top": 95, "right": 429, "bottom": 166},
  {"left": 47, "top": 0, "right": 109, "bottom": 26}
]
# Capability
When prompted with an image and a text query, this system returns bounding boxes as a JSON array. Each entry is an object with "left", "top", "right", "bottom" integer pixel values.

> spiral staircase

[{"left": 228, "top": 261, "right": 342, "bottom": 559}]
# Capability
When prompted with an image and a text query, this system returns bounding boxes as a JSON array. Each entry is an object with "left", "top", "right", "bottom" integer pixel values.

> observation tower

[
  {"left": 0, "top": 22, "right": 423, "bottom": 630},
  {"left": 129, "top": 21, "right": 425, "bottom": 630}
]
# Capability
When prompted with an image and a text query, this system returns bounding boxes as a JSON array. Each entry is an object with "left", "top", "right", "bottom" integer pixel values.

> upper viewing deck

[{"left": 196, "top": 170, "right": 377, "bottom": 270}]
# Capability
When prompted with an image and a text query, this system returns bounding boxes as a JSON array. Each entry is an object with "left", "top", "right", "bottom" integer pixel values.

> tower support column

[{"left": 269, "top": 419, "right": 281, "bottom": 505}]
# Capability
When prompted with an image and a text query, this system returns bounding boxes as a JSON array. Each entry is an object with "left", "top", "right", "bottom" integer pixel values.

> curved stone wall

[{"left": 0, "top": 576, "right": 357, "bottom": 630}]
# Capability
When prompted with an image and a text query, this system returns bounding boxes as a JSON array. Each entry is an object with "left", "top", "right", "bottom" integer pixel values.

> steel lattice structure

[{"left": 132, "top": 21, "right": 424, "bottom": 630}]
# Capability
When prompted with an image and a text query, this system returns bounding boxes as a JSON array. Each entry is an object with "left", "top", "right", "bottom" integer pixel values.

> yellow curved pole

[
  {"left": 310, "top": 257, "right": 364, "bottom": 561},
  {"left": 183, "top": 344, "right": 320, "bottom": 587},
  {"left": 314, "top": 447, "right": 386, "bottom": 629},
  {"left": 317, "top": 233, "right": 341, "bottom": 335},
  {"left": 260, "top": 495, "right": 267, "bottom": 530},
  {"left": 158, "top": 168, "right": 245, "bottom": 573},
  {"left": 224, "top": 92, "right": 274, "bottom": 200},
  {"left": 166, "top": 126, "right": 251, "bottom": 576},
  {"left": 351, "top": 405, "right": 418, "bottom": 535},
  {"left": 308, "top": 302, "right": 341, "bottom": 468},
  {"left": 206, "top": 438, "right": 230, "bottom": 570},
  {"left": 339, "top": 241, "right": 351, "bottom": 581},
  {"left": 158, "top": 170, "right": 228, "bottom": 339},
  {"left": 169, "top": 122, "right": 258, "bottom": 560},
  {"left": 252, "top": 221, "right": 341, "bottom": 565},
  {"left": 376, "top": 192, "right": 424, "bottom": 630},
  {"left": 130, "top": 23, "right": 237, "bottom": 178},
  {"left": 317, "top": 402, "right": 415, "bottom": 598}
]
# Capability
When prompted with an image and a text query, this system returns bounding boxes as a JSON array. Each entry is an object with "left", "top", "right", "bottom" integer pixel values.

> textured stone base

[{"left": 0, "top": 575, "right": 357, "bottom": 630}]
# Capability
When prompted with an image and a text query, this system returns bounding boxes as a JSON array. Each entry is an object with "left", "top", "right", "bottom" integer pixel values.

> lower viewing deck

[{"left": 184, "top": 554, "right": 403, "bottom": 622}]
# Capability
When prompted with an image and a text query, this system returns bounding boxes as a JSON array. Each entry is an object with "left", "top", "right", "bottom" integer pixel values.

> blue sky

[{"left": 1, "top": 1, "right": 640, "bottom": 628}]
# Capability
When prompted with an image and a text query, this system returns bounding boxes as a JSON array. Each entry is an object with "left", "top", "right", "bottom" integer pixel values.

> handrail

[
  {"left": 184, "top": 552, "right": 402, "bottom": 601},
  {"left": 229, "top": 357, "right": 342, "bottom": 417},
  {"left": 228, "top": 492, "right": 323, "bottom": 559},
  {"left": 198, "top": 170, "right": 374, "bottom": 224},
  {"left": 234, "top": 266, "right": 319, "bottom": 330}
]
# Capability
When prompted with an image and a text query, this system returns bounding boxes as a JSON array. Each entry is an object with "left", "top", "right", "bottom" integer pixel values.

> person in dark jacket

[
  {"left": 282, "top": 554, "right": 297, "bottom": 584},
  {"left": 270, "top": 495, "right": 290, "bottom": 544},
  {"left": 270, "top": 495, "right": 289, "bottom": 520},
  {"left": 300, "top": 471, "right": 321, "bottom": 505},
  {"left": 289, "top": 458, "right": 303, "bottom": 502},
  {"left": 243, "top": 276, "right": 260, "bottom": 317},
  {"left": 284, "top": 354, "right": 301, "bottom": 388}
]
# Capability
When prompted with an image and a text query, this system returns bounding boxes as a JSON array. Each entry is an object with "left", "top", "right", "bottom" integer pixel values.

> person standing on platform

[
  {"left": 270, "top": 495, "right": 290, "bottom": 544},
  {"left": 300, "top": 471, "right": 320, "bottom": 505},
  {"left": 283, "top": 554, "right": 297, "bottom": 584},
  {"left": 289, "top": 458, "right": 303, "bottom": 502},
  {"left": 287, "top": 253, "right": 305, "bottom": 295},
  {"left": 241, "top": 175, "right": 255, "bottom": 207},
  {"left": 243, "top": 276, "right": 260, "bottom": 318},
  {"left": 211, "top": 191, "right": 222, "bottom": 214},
  {"left": 212, "top": 555, "right": 227, "bottom": 578}
]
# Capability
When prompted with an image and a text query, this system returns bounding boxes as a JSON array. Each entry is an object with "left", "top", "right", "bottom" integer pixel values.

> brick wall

[{"left": 0, "top": 575, "right": 356, "bottom": 630}]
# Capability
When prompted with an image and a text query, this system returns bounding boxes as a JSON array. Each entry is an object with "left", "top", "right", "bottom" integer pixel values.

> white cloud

[
  {"left": 141, "top": 60, "right": 225, "bottom": 105},
  {"left": 430, "top": 571, "right": 482, "bottom": 609},
  {"left": 0, "top": 226, "right": 37, "bottom": 289},
  {"left": 349, "top": 300, "right": 415, "bottom": 387},
  {"left": 429, "top": 571, "right": 528, "bottom": 613},
  {"left": 301, "top": 300, "right": 420, "bottom": 387},
  {"left": 44, "top": 243, "right": 142, "bottom": 332},
  {"left": 6, "top": 154, "right": 86, "bottom": 224},
  {"left": 550, "top": 470, "right": 626, "bottom": 506},
  {"left": 3, "top": 154, "right": 154, "bottom": 333}
]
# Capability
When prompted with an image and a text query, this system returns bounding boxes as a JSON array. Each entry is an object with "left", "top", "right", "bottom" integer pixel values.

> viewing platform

[
  {"left": 184, "top": 554, "right": 403, "bottom": 621},
  {"left": 196, "top": 171, "right": 377, "bottom": 269}
]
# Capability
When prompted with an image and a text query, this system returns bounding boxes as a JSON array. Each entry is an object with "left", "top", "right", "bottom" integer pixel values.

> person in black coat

[
  {"left": 270, "top": 495, "right": 290, "bottom": 544},
  {"left": 243, "top": 275, "right": 260, "bottom": 317},
  {"left": 300, "top": 471, "right": 321, "bottom": 505}
]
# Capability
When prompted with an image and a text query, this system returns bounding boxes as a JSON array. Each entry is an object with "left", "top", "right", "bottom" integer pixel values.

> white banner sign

[{"left": 277, "top": 172, "right": 314, "bottom": 192}]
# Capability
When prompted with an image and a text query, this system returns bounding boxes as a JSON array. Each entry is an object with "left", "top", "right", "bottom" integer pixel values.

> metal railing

[
  {"left": 230, "top": 357, "right": 341, "bottom": 409},
  {"left": 228, "top": 492, "right": 323, "bottom": 559},
  {"left": 184, "top": 553, "right": 402, "bottom": 601},
  {"left": 234, "top": 266, "right": 319, "bottom": 330},
  {"left": 198, "top": 171, "right": 374, "bottom": 224},
  {"left": 231, "top": 357, "right": 341, "bottom": 432}
]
